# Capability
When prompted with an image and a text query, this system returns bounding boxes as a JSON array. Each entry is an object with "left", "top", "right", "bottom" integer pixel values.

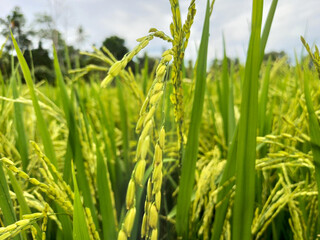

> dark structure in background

[{"left": 101, "top": 35, "right": 128, "bottom": 60}]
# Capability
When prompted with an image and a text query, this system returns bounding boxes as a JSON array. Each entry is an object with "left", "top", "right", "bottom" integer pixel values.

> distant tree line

[
  {"left": 0, "top": 6, "right": 291, "bottom": 85},
  {"left": 0, "top": 6, "right": 161, "bottom": 84}
]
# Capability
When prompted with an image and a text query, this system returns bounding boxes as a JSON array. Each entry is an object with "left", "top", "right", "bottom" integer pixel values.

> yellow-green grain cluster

[
  {"left": 169, "top": 0, "right": 196, "bottom": 160},
  {"left": 141, "top": 127, "right": 165, "bottom": 240},
  {"left": 117, "top": 46, "right": 170, "bottom": 240},
  {"left": 1, "top": 153, "right": 73, "bottom": 216}
]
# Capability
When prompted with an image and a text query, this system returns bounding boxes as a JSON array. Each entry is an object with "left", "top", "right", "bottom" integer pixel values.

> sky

[{"left": 1, "top": 0, "right": 319, "bottom": 63}]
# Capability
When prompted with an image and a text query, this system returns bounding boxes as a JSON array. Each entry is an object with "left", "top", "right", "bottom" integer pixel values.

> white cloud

[{"left": 0, "top": 0, "right": 319, "bottom": 62}]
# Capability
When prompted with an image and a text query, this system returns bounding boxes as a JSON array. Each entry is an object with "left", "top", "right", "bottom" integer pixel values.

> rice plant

[{"left": 1, "top": 0, "right": 320, "bottom": 240}]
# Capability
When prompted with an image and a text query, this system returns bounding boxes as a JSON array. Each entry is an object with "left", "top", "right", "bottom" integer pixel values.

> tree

[
  {"left": 33, "top": 13, "right": 61, "bottom": 50},
  {"left": 27, "top": 41, "right": 52, "bottom": 68},
  {"left": 0, "top": 6, "right": 33, "bottom": 51},
  {"left": 263, "top": 51, "right": 286, "bottom": 62},
  {"left": 101, "top": 36, "right": 128, "bottom": 60}
]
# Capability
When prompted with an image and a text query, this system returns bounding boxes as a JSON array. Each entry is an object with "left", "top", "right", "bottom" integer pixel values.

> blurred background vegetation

[{"left": 0, "top": 6, "right": 291, "bottom": 86}]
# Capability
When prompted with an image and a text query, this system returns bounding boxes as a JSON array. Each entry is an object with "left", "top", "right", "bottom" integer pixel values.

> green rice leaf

[
  {"left": 7, "top": 171, "right": 30, "bottom": 216},
  {"left": 117, "top": 80, "right": 130, "bottom": 171},
  {"left": 303, "top": 63, "right": 320, "bottom": 224},
  {"left": 53, "top": 46, "right": 74, "bottom": 183},
  {"left": 72, "top": 162, "right": 91, "bottom": 240},
  {"left": 211, "top": 126, "right": 238, "bottom": 240},
  {"left": 220, "top": 35, "right": 230, "bottom": 145},
  {"left": 228, "top": 63, "right": 236, "bottom": 145},
  {"left": 106, "top": 99, "right": 119, "bottom": 171},
  {"left": 91, "top": 85, "right": 123, "bottom": 212},
  {"left": 11, "top": 31, "right": 57, "bottom": 167},
  {"left": 0, "top": 162, "right": 22, "bottom": 240},
  {"left": 91, "top": 118, "right": 117, "bottom": 240},
  {"left": 54, "top": 46, "right": 98, "bottom": 230},
  {"left": 0, "top": 162, "right": 17, "bottom": 225},
  {"left": 176, "top": 0, "right": 210, "bottom": 238},
  {"left": 258, "top": 58, "right": 271, "bottom": 137},
  {"left": 10, "top": 68, "right": 29, "bottom": 171},
  {"left": 232, "top": 0, "right": 263, "bottom": 239},
  {"left": 219, "top": 35, "right": 236, "bottom": 146},
  {"left": 0, "top": 69, "right": 4, "bottom": 113},
  {"left": 7, "top": 171, "right": 42, "bottom": 240},
  {"left": 74, "top": 90, "right": 99, "bottom": 227},
  {"left": 207, "top": 89, "right": 218, "bottom": 138},
  {"left": 259, "top": 0, "right": 278, "bottom": 67}
]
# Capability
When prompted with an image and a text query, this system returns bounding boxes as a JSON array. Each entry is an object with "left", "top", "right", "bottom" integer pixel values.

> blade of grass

[
  {"left": 91, "top": 85, "right": 123, "bottom": 213},
  {"left": 302, "top": 59, "right": 320, "bottom": 229},
  {"left": 232, "top": 0, "right": 263, "bottom": 239},
  {"left": 117, "top": 80, "right": 130, "bottom": 172},
  {"left": 249, "top": 0, "right": 278, "bottom": 153},
  {"left": 11, "top": 31, "right": 57, "bottom": 167},
  {"left": 7, "top": 170, "right": 42, "bottom": 240},
  {"left": 256, "top": 59, "right": 271, "bottom": 214},
  {"left": 212, "top": 0, "right": 271, "bottom": 237},
  {"left": 211, "top": 126, "right": 238, "bottom": 240},
  {"left": 0, "top": 162, "right": 22, "bottom": 240},
  {"left": 207, "top": 88, "right": 218, "bottom": 139},
  {"left": 10, "top": 66, "right": 29, "bottom": 171},
  {"left": 73, "top": 89, "right": 99, "bottom": 228},
  {"left": 176, "top": 1, "right": 210, "bottom": 238},
  {"left": 53, "top": 46, "right": 74, "bottom": 183},
  {"left": 72, "top": 162, "right": 91, "bottom": 240},
  {"left": 54, "top": 46, "right": 97, "bottom": 236},
  {"left": 106, "top": 99, "right": 119, "bottom": 171},
  {"left": 219, "top": 35, "right": 231, "bottom": 146},
  {"left": 90, "top": 117, "right": 117, "bottom": 240},
  {"left": 228, "top": 62, "right": 236, "bottom": 145},
  {"left": 0, "top": 162, "right": 17, "bottom": 225},
  {"left": 258, "top": 58, "right": 271, "bottom": 137},
  {"left": 0, "top": 69, "right": 4, "bottom": 114},
  {"left": 116, "top": 80, "right": 131, "bottom": 208},
  {"left": 52, "top": 46, "right": 76, "bottom": 240},
  {"left": 259, "top": 0, "right": 278, "bottom": 67},
  {"left": 7, "top": 171, "right": 30, "bottom": 217}
]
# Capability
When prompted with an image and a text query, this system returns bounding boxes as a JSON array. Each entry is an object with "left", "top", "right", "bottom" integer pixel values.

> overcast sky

[{"left": 1, "top": 0, "right": 319, "bottom": 62}]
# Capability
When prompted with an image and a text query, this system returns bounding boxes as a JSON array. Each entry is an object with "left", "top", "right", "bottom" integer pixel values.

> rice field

[{"left": 1, "top": 0, "right": 320, "bottom": 239}]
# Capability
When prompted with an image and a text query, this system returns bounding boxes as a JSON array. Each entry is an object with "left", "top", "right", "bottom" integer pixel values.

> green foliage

[
  {"left": 10, "top": 67, "right": 29, "bottom": 171},
  {"left": 176, "top": 0, "right": 211, "bottom": 238},
  {"left": 0, "top": 163, "right": 18, "bottom": 228},
  {"left": 12, "top": 31, "right": 58, "bottom": 167},
  {"left": 72, "top": 163, "right": 91, "bottom": 240},
  {"left": 302, "top": 38, "right": 320, "bottom": 231},
  {"left": 232, "top": 0, "right": 263, "bottom": 238}
]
